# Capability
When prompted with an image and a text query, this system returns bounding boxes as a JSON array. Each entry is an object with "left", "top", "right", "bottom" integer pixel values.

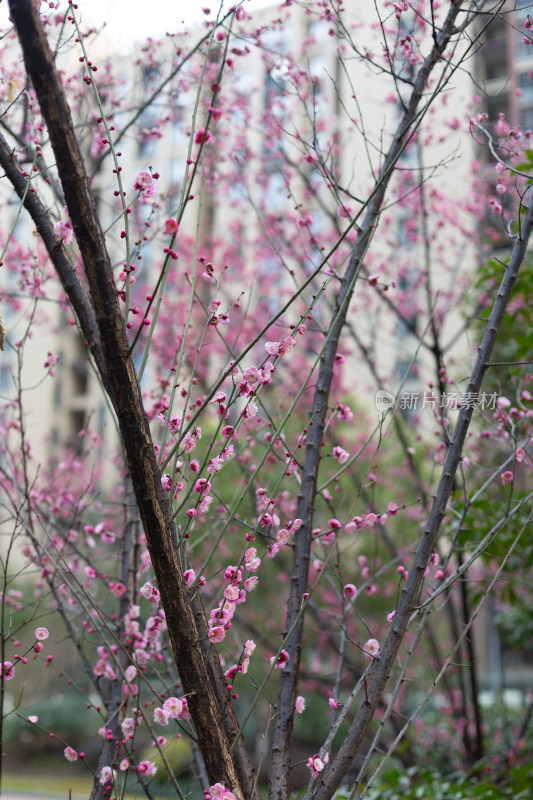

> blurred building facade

[{"left": 0, "top": 0, "right": 529, "bottom": 463}]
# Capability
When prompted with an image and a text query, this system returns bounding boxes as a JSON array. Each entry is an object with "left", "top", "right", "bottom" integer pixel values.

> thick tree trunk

[{"left": 7, "top": 2, "right": 257, "bottom": 796}]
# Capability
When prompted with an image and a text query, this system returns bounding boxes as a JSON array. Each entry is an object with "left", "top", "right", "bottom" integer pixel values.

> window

[
  {"left": 309, "top": 19, "right": 329, "bottom": 43},
  {"left": 518, "top": 70, "right": 533, "bottom": 130},
  {"left": 486, "top": 90, "right": 510, "bottom": 124},
  {"left": 71, "top": 337, "right": 89, "bottom": 396},
  {"left": 261, "top": 25, "right": 287, "bottom": 56},
  {"left": 308, "top": 55, "right": 329, "bottom": 116},
  {"left": 480, "top": 14, "right": 508, "bottom": 80},
  {"left": 263, "top": 170, "right": 287, "bottom": 212},
  {"left": 265, "top": 60, "right": 290, "bottom": 126},
  {"left": 137, "top": 65, "right": 162, "bottom": 156},
  {"left": 67, "top": 410, "right": 85, "bottom": 452},
  {"left": 0, "top": 365, "right": 11, "bottom": 393}
]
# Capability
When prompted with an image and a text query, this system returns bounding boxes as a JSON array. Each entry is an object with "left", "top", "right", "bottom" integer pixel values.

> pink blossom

[
  {"left": 133, "top": 170, "right": 156, "bottom": 197},
  {"left": 180, "top": 697, "right": 191, "bottom": 719},
  {"left": 276, "top": 528, "right": 290, "bottom": 545},
  {"left": 224, "top": 584, "right": 240, "bottom": 602},
  {"left": 265, "top": 337, "right": 296, "bottom": 356},
  {"left": 99, "top": 766, "right": 116, "bottom": 786},
  {"left": 337, "top": 204, "right": 352, "bottom": 218},
  {"left": 345, "top": 522, "right": 356, "bottom": 535},
  {"left": 207, "top": 455, "right": 225, "bottom": 473},
  {"left": 329, "top": 698, "right": 338, "bottom": 710},
  {"left": 164, "top": 217, "right": 178, "bottom": 235},
  {"left": 387, "top": 610, "right": 396, "bottom": 623},
  {"left": 183, "top": 430, "right": 199, "bottom": 451},
  {"left": 109, "top": 582, "right": 126, "bottom": 598},
  {"left": 184, "top": 569, "right": 196, "bottom": 586},
  {"left": 244, "top": 547, "right": 261, "bottom": 572},
  {"left": 306, "top": 751, "right": 329, "bottom": 777},
  {"left": 43, "top": 351, "right": 60, "bottom": 376},
  {"left": 54, "top": 218, "right": 73, "bottom": 244},
  {"left": 244, "top": 639, "right": 256, "bottom": 658},
  {"left": 242, "top": 365, "right": 260, "bottom": 386},
  {"left": 343, "top": 583, "right": 357, "bottom": 599},
  {"left": 501, "top": 470, "right": 514, "bottom": 485},
  {"left": 242, "top": 400, "right": 258, "bottom": 418},
  {"left": 265, "top": 340, "right": 281, "bottom": 355},
  {"left": 28, "top": 715, "right": 38, "bottom": 723},
  {"left": 198, "top": 494, "right": 213, "bottom": 514},
  {"left": 64, "top": 746, "right": 78, "bottom": 761},
  {"left": 154, "top": 707, "right": 170, "bottom": 726},
  {"left": 139, "top": 582, "right": 160, "bottom": 605},
  {"left": 1, "top": 661, "right": 14, "bottom": 680},
  {"left": 387, "top": 502, "right": 399, "bottom": 515},
  {"left": 333, "top": 446, "right": 349, "bottom": 465},
  {"left": 119, "top": 759, "right": 129, "bottom": 771},
  {"left": 283, "top": 336, "right": 296, "bottom": 352},
  {"left": 34, "top": 627, "right": 49, "bottom": 641},
  {"left": 363, "top": 638, "right": 380, "bottom": 659},
  {"left": 338, "top": 404, "right": 353, "bottom": 421},
  {"left": 244, "top": 576, "right": 259, "bottom": 591},
  {"left": 270, "top": 648, "right": 289, "bottom": 670},
  {"left": 121, "top": 717, "right": 135, "bottom": 738},
  {"left": 137, "top": 760, "right": 157, "bottom": 777},
  {"left": 295, "top": 695, "right": 306, "bottom": 713},
  {"left": 208, "top": 626, "right": 225, "bottom": 643},
  {"left": 168, "top": 414, "right": 181, "bottom": 433},
  {"left": 210, "top": 783, "right": 236, "bottom": 800},
  {"left": 194, "top": 128, "right": 212, "bottom": 145},
  {"left": 225, "top": 665, "right": 238, "bottom": 682},
  {"left": 224, "top": 565, "right": 241, "bottom": 583},
  {"left": 140, "top": 126, "right": 162, "bottom": 142}
]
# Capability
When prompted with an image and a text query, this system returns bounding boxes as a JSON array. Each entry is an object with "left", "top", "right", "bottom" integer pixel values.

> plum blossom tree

[{"left": 0, "top": 1, "right": 533, "bottom": 799}]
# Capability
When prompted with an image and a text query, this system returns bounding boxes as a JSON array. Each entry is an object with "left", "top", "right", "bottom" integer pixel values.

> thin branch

[{"left": 313, "top": 165, "right": 533, "bottom": 800}]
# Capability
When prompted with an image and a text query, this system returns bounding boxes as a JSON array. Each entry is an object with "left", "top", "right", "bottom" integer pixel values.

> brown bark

[{"left": 6, "top": 2, "right": 257, "bottom": 796}]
